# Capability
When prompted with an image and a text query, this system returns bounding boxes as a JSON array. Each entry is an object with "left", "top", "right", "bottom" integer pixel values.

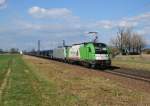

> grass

[
  {"left": 112, "top": 54, "right": 150, "bottom": 71},
  {"left": 24, "top": 55, "right": 150, "bottom": 106},
  {"left": 0, "top": 55, "right": 12, "bottom": 86},
  {"left": 0, "top": 54, "right": 150, "bottom": 105},
  {"left": 0, "top": 55, "right": 79, "bottom": 106},
  {"left": 1, "top": 55, "right": 43, "bottom": 106}
]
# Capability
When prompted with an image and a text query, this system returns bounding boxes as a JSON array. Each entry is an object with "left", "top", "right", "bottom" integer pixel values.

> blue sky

[{"left": 0, "top": 0, "right": 150, "bottom": 50}]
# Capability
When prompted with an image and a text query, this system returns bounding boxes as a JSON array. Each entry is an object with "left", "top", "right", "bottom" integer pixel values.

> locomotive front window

[
  {"left": 94, "top": 43, "right": 108, "bottom": 54},
  {"left": 94, "top": 43, "right": 107, "bottom": 48}
]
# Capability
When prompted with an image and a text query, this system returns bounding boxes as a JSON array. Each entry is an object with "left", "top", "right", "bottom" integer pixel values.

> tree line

[
  {"left": 110, "top": 27, "right": 146, "bottom": 55},
  {"left": 0, "top": 48, "right": 20, "bottom": 54}
]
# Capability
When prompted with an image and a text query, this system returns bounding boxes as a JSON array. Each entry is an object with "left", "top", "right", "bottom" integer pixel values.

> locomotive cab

[
  {"left": 79, "top": 42, "right": 111, "bottom": 67},
  {"left": 93, "top": 43, "right": 111, "bottom": 66}
]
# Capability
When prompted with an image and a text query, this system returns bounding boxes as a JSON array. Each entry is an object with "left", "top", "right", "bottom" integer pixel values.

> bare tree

[
  {"left": 110, "top": 27, "right": 146, "bottom": 55},
  {"left": 131, "top": 33, "right": 146, "bottom": 54},
  {"left": 110, "top": 27, "right": 131, "bottom": 54}
]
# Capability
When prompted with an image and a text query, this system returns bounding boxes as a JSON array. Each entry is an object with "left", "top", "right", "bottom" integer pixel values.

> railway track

[{"left": 103, "top": 68, "right": 150, "bottom": 83}]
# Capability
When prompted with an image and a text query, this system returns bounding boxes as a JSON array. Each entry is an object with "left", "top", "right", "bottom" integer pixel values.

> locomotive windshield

[
  {"left": 94, "top": 43, "right": 106, "bottom": 47},
  {"left": 94, "top": 43, "right": 108, "bottom": 54}
]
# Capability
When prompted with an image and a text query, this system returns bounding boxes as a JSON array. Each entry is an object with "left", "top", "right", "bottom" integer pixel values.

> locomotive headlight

[{"left": 102, "top": 48, "right": 107, "bottom": 50}]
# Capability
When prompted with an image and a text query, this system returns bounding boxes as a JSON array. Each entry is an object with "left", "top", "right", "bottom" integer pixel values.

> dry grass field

[
  {"left": 24, "top": 55, "right": 150, "bottom": 106},
  {"left": 112, "top": 54, "right": 150, "bottom": 71},
  {"left": 0, "top": 54, "right": 150, "bottom": 106}
]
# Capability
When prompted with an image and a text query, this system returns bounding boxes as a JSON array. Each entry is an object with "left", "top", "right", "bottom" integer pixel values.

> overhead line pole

[{"left": 38, "top": 40, "right": 40, "bottom": 55}]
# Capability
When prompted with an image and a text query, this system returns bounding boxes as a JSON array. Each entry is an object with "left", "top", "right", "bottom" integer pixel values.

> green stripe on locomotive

[{"left": 80, "top": 43, "right": 95, "bottom": 60}]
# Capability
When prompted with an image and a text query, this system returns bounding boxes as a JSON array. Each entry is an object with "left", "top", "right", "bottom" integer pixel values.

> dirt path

[{"left": 0, "top": 68, "right": 11, "bottom": 101}]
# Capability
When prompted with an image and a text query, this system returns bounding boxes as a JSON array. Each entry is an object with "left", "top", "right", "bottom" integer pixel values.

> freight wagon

[
  {"left": 53, "top": 47, "right": 67, "bottom": 61},
  {"left": 39, "top": 50, "right": 53, "bottom": 58}
]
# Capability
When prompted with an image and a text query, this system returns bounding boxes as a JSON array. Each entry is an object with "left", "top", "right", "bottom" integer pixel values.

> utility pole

[
  {"left": 63, "top": 40, "right": 65, "bottom": 47},
  {"left": 38, "top": 40, "right": 40, "bottom": 55}
]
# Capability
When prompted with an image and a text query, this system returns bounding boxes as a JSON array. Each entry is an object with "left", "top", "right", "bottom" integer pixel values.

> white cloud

[
  {"left": 117, "top": 20, "right": 138, "bottom": 27},
  {"left": 137, "top": 26, "right": 150, "bottom": 35},
  {"left": 118, "top": 12, "right": 150, "bottom": 28},
  {"left": 87, "top": 19, "right": 138, "bottom": 30},
  {"left": 92, "top": 20, "right": 114, "bottom": 29},
  {"left": 0, "top": 0, "right": 5, "bottom": 5},
  {"left": 0, "top": 0, "right": 6, "bottom": 9},
  {"left": 28, "top": 6, "right": 79, "bottom": 21},
  {"left": 126, "top": 12, "right": 150, "bottom": 22},
  {"left": 146, "top": 39, "right": 150, "bottom": 45},
  {"left": 93, "top": 12, "right": 150, "bottom": 29},
  {"left": 15, "top": 19, "right": 83, "bottom": 35}
]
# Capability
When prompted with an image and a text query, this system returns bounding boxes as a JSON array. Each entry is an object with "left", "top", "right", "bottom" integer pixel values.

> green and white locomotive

[
  {"left": 52, "top": 42, "right": 111, "bottom": 68},
  {"left": 66, "top": 42, "right": 111, "bottom": 67}
]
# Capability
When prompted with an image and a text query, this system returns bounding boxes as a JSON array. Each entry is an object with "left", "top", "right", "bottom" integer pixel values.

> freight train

[{"left": 28, "top": 42, "right": 111, "bottom": 68}]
